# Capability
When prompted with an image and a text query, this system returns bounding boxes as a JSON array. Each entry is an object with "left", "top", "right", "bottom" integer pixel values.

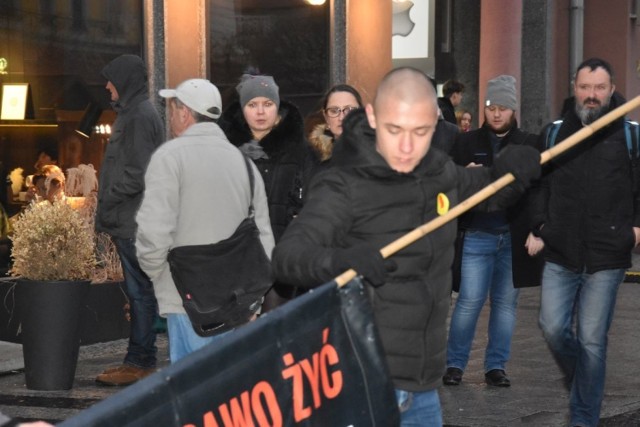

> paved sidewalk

[
  {"left": 0, "top": 335, "right": 170, "bottom": 424},
  {"left": 0, "top": 282, "right": 639, "bottom": 425},
  {"left": 0, "top": 341, "right": 22, "bottom": 373},
  {"left": 440, "top": 282, "right": 640, "bottom": 427}
]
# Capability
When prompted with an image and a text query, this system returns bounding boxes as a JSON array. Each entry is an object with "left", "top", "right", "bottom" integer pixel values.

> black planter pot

[{"left": 18, "top": 279, "right": 90, "bottom": 390}]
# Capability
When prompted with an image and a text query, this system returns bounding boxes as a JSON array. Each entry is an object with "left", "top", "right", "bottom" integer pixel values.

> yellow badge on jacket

[{"left": 437, "top": 193, "right": 449, "bottom": 216}]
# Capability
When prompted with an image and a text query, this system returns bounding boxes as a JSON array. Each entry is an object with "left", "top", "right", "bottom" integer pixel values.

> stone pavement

[
  {"left": 439, "top": 281, "right": 640, "bottom": 427},
  {"left": 1, "top": 282, "right": 639, "bottom": 426}
]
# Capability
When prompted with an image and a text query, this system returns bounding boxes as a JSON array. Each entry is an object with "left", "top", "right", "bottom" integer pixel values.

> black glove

[
  {"left": 492, "top": 145, "right": 541, "bottom": 188},
  {"left": 331, "top": 243, "right": 395, "bottom": 287}
]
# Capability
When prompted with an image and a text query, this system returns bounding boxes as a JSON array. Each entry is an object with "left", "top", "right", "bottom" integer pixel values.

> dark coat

[
  {"left": 437, "top": 97, "right": 457, "bottom": 125},
  {"left": 272, "top": 109, "right": 520, "bottom": 392},
  {"left": 219, "top": 100, "right": 307, "bottom": 242},
  {"left": 96, "top": 55, "right": 165, "bottom": 239},
  {"left": 450, "top": 124, "right": 544, "bottom": 288},
  {"left": 431, "top": 116, "right": 460, "bottom": 155},
  {"left": 533, "top": 94, "right": 640, "bottom": 273}
]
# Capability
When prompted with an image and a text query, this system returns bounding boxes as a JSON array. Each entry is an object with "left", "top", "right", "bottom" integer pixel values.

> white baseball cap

[{"left": 159, "top": 78, "right": 222, "bottom": 119}]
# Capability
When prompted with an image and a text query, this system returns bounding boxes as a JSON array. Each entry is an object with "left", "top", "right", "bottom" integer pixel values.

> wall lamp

[{"left": 75, "top": 102, "right": 103, "bottom": 138}]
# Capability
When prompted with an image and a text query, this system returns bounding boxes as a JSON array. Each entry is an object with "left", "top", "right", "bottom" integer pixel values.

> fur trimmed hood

[
  {"left": 218, "top": 99, "right": 305, "bottom": 160},
  {"left": 308, "top": 124, "right": 334, "bottom": 162}
]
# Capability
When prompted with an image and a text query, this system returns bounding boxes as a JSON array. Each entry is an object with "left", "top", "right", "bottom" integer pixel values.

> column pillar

[
  {"left": 478, "top": 0, "right": 523, "bottom": 120},
  {"left": 345, "top": 0, "right": 392, "bottom": 104},
  {"left": 163, "top": 0, "right": 208, "bottom": 87}
]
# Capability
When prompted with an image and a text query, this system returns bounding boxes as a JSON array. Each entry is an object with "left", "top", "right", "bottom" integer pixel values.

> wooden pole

[{"left": 335, "top": 95, "right": 640, "bottom": 287}]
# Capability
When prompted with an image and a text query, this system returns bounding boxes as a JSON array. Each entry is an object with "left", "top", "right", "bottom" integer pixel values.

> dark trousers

[{"left": 113, "top": 237, "right": 158, "bottom": 368}]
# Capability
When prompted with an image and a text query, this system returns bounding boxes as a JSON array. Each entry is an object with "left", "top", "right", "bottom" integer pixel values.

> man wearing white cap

[{"left": 135, "top": 78, "right": 274, "bottom": 362}]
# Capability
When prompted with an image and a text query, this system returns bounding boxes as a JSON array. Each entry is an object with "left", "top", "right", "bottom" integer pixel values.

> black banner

[{"left": 59, "top": 278, "right": 399, "bottom": 426}]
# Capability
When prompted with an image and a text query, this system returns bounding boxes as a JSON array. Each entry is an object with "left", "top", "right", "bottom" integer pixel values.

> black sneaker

[
  {"left": 484, "top": 369, "right": 511, "bottom": 387},
  {"left": 442, "top": 367, "right": 463, "bottom": 385}
]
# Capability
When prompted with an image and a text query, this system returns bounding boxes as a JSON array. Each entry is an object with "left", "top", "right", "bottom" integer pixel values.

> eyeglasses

[{"left": 324, "top": 106, "right": 358, "bottom": 118}]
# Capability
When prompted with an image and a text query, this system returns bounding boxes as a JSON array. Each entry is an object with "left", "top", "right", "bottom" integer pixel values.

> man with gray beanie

[{"left": 443, "top": 74, "right": 544, "bottom": 388}]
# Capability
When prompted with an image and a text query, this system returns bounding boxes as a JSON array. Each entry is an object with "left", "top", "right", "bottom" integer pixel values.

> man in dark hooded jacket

[
  {"left": 95, "top": 54, "right": 165, "bottom": 386},
  {"left": 272, "top": 67, "right": 541, "bottom": 426}
]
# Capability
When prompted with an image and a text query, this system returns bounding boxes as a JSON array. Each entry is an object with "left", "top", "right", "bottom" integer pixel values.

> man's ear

[
  {"left": 365, "top": 103, "right": 377, "bottom": 129},
  {"left": 178, "top": 104, "right": 191, "bottom": 124}
]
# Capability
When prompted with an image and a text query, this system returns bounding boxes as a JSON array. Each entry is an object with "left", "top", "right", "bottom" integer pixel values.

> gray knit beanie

[
  {"left": 485, "top": 75, "right": 517, "bottom": 111},
  {"left": 236, "top": 74, "right": 280, "bottom": 108}
]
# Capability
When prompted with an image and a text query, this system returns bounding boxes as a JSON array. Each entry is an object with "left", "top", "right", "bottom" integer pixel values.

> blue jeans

[
  {"left": 167, "top": 314, "right": 230, "bottom": 363},
  {"left": 538, "top": 262, "right": 623, "bottom": 427},
  {"left": 447, "top": 230, "right": 519, "bottom": 373},
  {"left": 114, "top": 237, "right": 158, "bottom": 369},
  {"left": 395, "top": 389, "right": 442, "bottom": 427}
]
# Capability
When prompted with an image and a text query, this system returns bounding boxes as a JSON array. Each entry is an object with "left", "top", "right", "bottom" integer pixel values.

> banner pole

[{"left": 335, "top": 95, "right": 640, "bottom": 287}]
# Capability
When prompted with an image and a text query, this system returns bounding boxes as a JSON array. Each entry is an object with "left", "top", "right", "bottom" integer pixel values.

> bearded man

[
  {"left": 535, "top": 58, "right": 640, "bottom": 427},
  {"left": 443, "top": 75, "right": 543, "bottom": 389}
]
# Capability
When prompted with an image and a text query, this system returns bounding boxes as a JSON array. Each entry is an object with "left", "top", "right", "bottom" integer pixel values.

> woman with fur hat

[{"left": 219, "top": 73, "right": 308, "bottom": 310}]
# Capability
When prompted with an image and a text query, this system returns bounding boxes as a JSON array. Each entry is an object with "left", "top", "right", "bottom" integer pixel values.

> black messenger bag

[{"left": 167, "top": 155, "right": 273, "bottom": 337}]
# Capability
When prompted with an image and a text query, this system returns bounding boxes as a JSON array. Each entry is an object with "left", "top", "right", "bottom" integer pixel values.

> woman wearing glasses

[{"left": 308, "top": 84, "right": 363, "bottom": 169}]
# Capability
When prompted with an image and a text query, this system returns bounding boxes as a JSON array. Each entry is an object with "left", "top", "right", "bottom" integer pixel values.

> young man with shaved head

[{"left": 272, "top": 67, "right": 541, "bottom": 425}]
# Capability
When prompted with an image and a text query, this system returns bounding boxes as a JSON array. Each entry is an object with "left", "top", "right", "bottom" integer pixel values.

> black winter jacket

[
  {"left": 272, "top": 109, "right": 523, "bottom": 392},
  {"left": 437, "top": 97, "right": 457, "bottom": 125},
  {"left": 534, "top": 94, "right": 640, "bottom": 273},
  {"left": 96, "top": 55, "right": 164, "bottom": 239},
  {"left": 219, "top": 100, "right": 307, "bottom": 242},
  {"left": 450, "top": 124, "right": 544, "bottom": 288},
  {"left": 431, "top": 117, "right": 460, "bottom": 155}
]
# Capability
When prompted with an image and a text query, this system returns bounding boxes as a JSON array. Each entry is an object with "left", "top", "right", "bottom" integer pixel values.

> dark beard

[{"left": 575, "top": 95, "right": 610, "bottom": 125}]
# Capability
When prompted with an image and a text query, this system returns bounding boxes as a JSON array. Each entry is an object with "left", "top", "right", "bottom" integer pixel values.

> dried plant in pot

[
  {"left": 9, "top": 199, "right": 97, "bottom": 390},
  {"left": 11, "top": 199, "right": 97, "bottom": 281},
  {"left": 72, "top": 192, "right": 124, "bottom": 283}
]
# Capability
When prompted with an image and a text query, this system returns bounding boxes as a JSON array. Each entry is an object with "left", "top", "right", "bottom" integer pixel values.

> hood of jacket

[
  {"left": 219, "top": 99, "right": 305, "bottom": 159},
  {"left": 101, "top": 55, "right": 149, "bottom": 112},
  {"left": 308, "top": 123, "right": 334, "bottom": 162},
  {"left": 332, "top": 108, "right": 450, "bottom": 179}
]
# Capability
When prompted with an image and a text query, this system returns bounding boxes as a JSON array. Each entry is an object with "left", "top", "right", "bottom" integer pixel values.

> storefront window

[
  {"left": 0, "top": 1, "right": 143, "bottom": 120},
  {"left": 0, "top": 1, "right": 143, "bottom": 210},
  {"left": 209, "top": 0, "right": 329, "bottom": 115}
]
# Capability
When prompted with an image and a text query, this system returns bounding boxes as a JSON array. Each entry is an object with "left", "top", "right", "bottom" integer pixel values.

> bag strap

[
  {"left": 547, "top": 119, "right": 639, "bottom": 160},
  {"left": 545, "top": 119, "right": 563, "bottom": 149},
  {"left": 625, "top": 120, "right": 639, "bottom": 160},
  {"left": 241, "top": 155, "right": 255, "bottom": 217}
]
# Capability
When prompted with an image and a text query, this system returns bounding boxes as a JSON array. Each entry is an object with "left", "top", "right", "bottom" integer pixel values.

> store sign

[{"left": 60, "top": 279, "right": 399, "bottom": 427}]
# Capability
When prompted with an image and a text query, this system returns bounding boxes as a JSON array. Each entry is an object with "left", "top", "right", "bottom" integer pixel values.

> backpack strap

[
  {"left": 546, "top": 119, "right": 564, "bottom": 149},
  {"left": 241, "top": 155, "right": 256, "bottom": 217},
  {"left": 625, "top": 120, "right": 639, "bottom": 160},
  {"left": 546, "top": 119, "right": 639, "bottom": 160}
]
